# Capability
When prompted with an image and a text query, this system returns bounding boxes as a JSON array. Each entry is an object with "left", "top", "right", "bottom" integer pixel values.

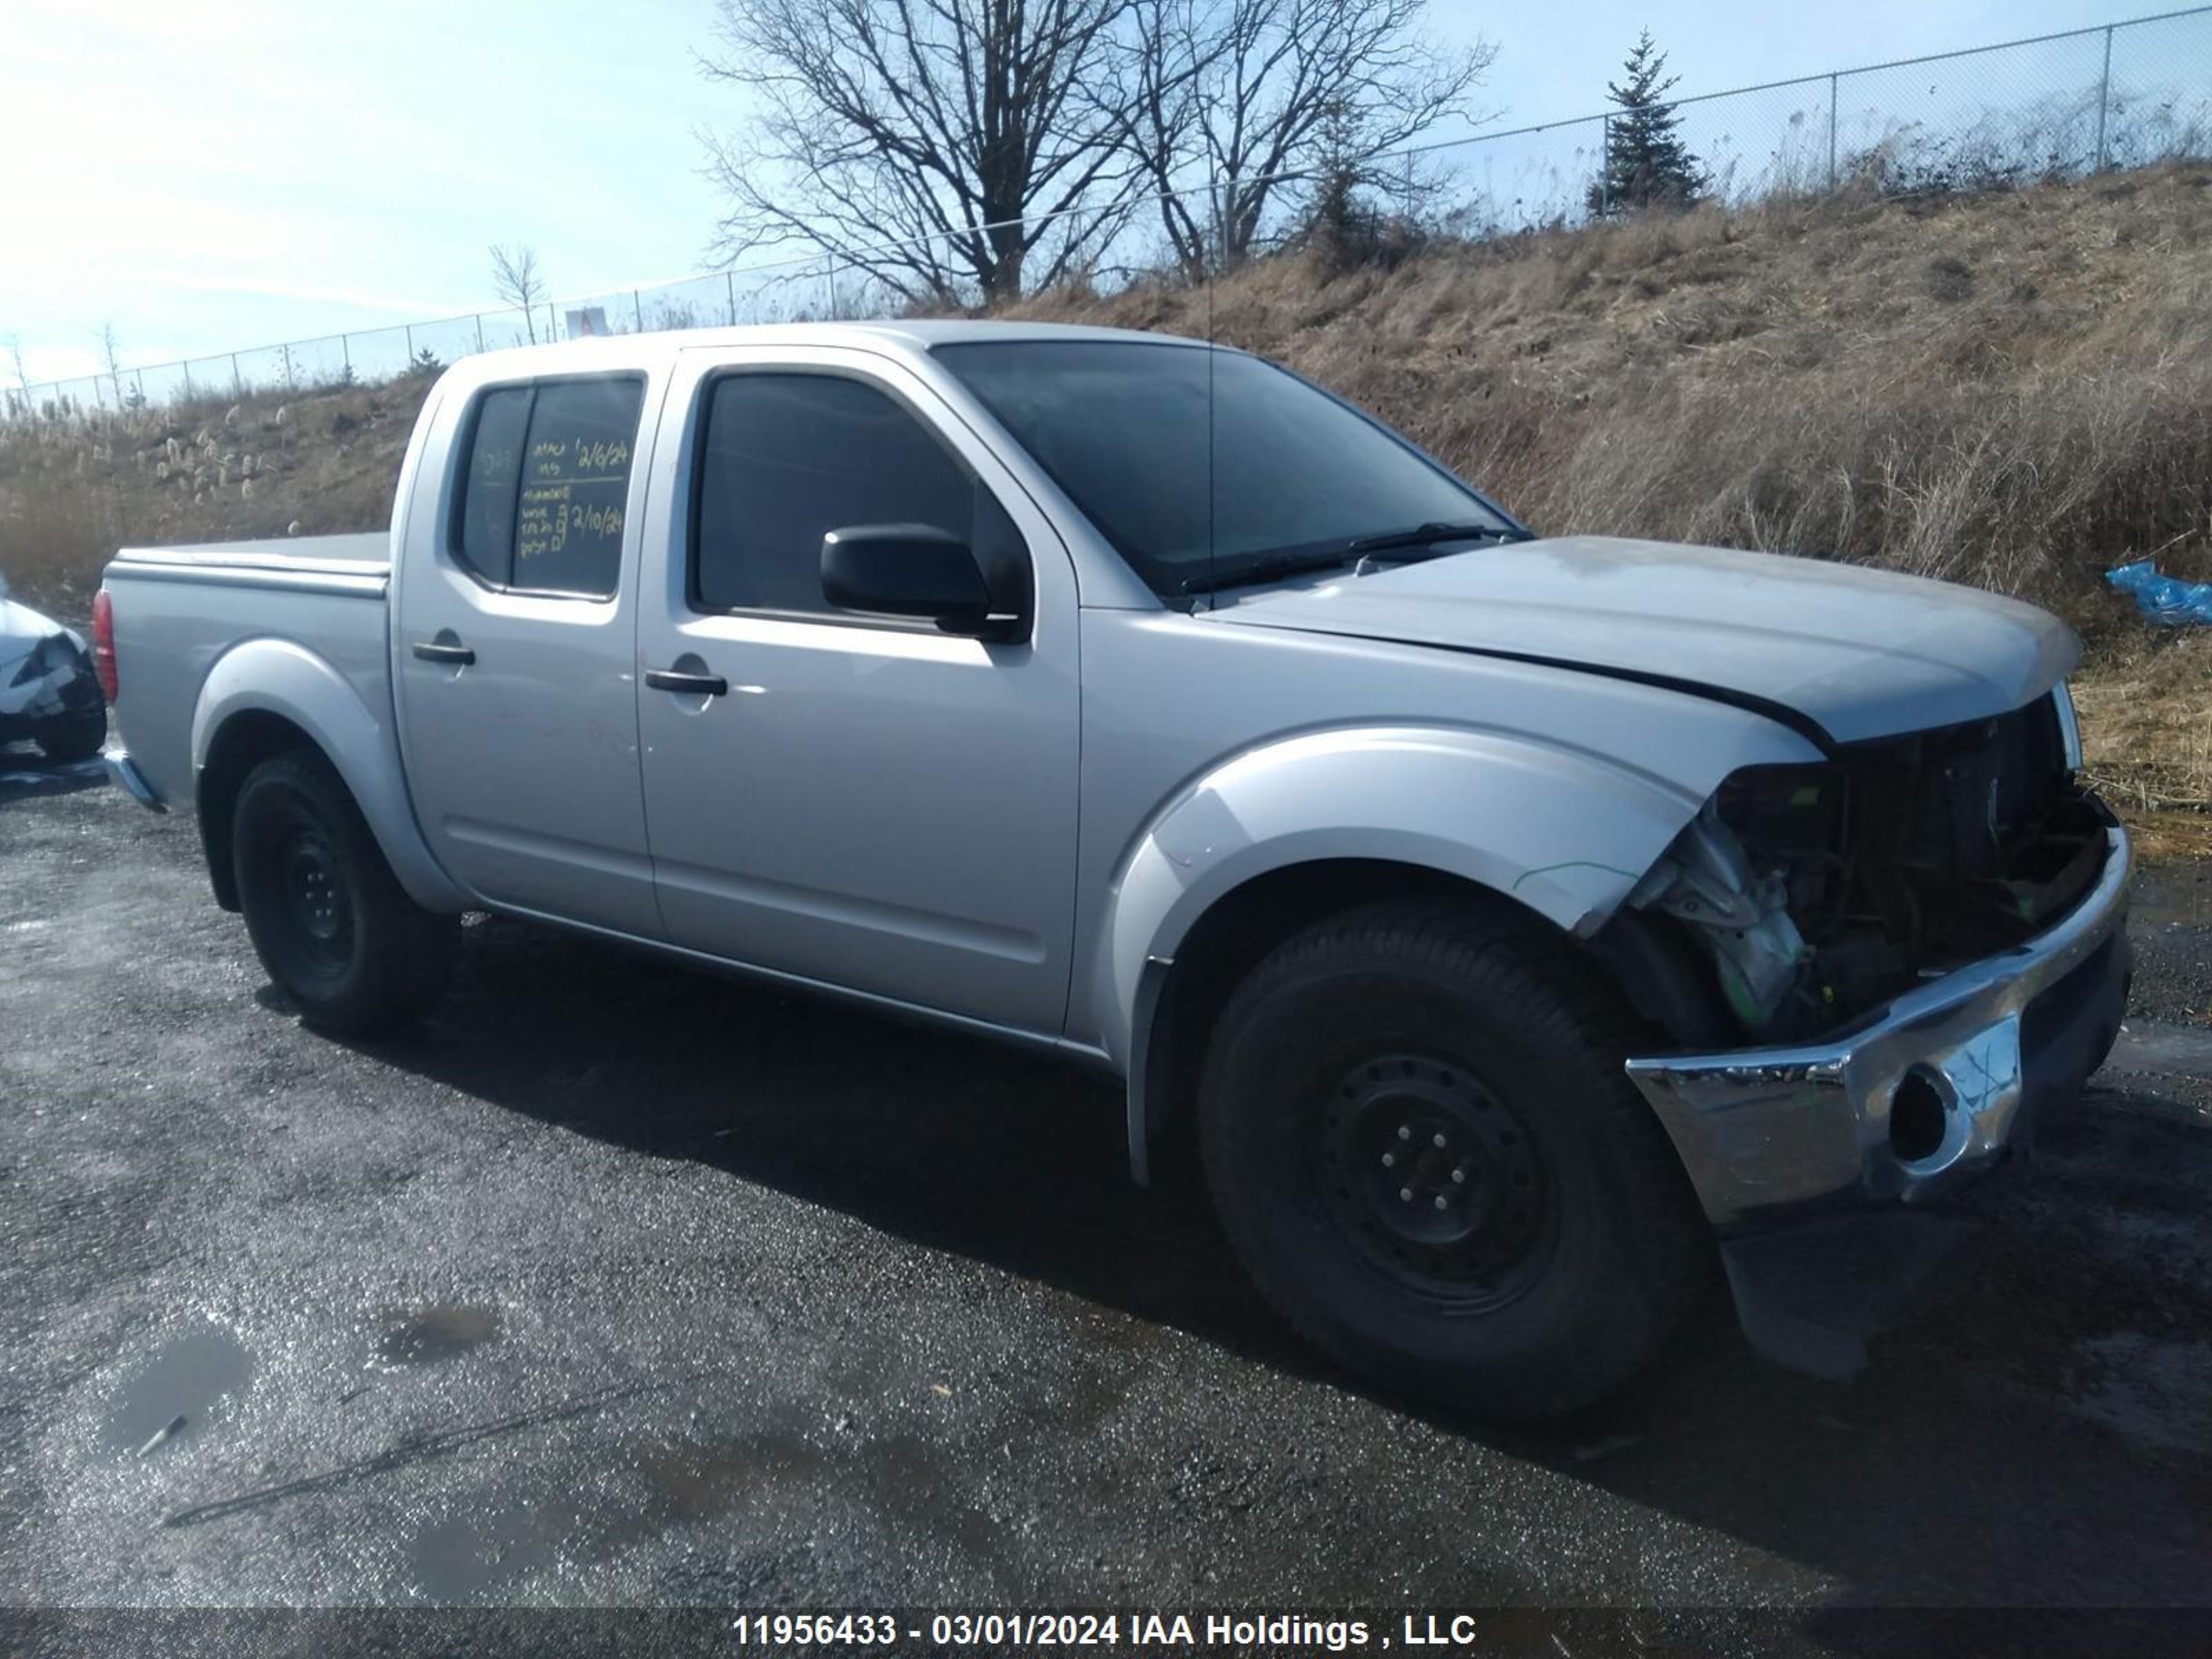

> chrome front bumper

[{"left": 1626, "top": 824, "right": 2133, "bottom": 1229}]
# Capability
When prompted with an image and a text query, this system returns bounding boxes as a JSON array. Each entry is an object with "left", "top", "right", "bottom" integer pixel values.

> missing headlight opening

[{"left": 1631, "top": 690, "right": 2108, "bottom": 1042}]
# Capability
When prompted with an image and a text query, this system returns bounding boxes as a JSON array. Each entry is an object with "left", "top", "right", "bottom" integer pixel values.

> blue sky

[{"left": 0, "top": 0, "right": 2151, "bottom": 382}]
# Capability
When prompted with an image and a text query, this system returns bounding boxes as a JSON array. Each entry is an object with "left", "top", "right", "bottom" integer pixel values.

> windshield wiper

[
  {"left": 1178, "top": 549, "right": 1358, "bottom": 596},
  {"left": 1346, "top": 521, "right": 1530, "bottom": 555},
  {"left": 1179, "top": 522, "right": 1532, "bottom": 596}
]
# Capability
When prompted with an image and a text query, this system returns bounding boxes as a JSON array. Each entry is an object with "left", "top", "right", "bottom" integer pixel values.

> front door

[
  {"left": 393, "top": 370, "right": 661, "bottom": 937},
  {"left": 633, "top": 348, "right": 1080, "bottom": 1035}
]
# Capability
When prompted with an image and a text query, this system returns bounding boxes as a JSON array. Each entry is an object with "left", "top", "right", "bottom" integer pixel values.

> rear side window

[
  {"left": 456, "top": 388, "right": 530, "bottom": 585},
  {"left": 454, "top": 376, "right": 643, "bottom": 598},
  {"left": 692, "top": 373, "right": 1020, "bottom": 618}
]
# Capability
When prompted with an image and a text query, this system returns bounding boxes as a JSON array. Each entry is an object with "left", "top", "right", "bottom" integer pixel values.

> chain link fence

[
  {"left": 10, "top": 5, "right": 2210, "bottom": 422},
  {"left": 1408, "top": 3, "right": 2212, "bottom": 234}
]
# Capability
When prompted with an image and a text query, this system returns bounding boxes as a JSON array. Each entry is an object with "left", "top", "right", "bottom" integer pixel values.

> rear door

[
  {"left": 393, "top": 369, "right": 662, "bottom": 936},
  {"left": 632, "top": 345, "right": 1081, "bottom": 1035}
]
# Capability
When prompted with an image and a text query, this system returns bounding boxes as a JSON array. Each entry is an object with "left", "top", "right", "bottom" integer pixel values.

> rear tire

[
  {"left": 1198, "top": 899, "right": 1712, "bottom": 1420},
  {"left": 232, "top": 750, "right": 458, "bottom": 1034},
  {"left": 38, "top": 704, "right": 106, "bottom": 764}
]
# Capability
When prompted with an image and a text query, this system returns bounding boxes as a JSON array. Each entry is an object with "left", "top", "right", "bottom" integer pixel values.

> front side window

[
  {"left": 454, "top": 375, "right": 643, "bottom": 598},
  {"left": 692, "top": 373, "right": 1023, "bottom": 619},
  {"left": 935, "top": 341, "right": 1521, "bottom": 598}
]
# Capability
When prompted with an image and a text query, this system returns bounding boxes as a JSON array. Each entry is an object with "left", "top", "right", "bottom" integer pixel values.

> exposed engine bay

[{"left": 1627, "top": 690, "right": 2111, "bottom": 1042}]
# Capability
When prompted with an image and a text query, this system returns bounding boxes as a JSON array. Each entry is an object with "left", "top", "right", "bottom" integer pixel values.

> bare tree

[
  {"left": 699, "top": 0, "right": 1142, "bottom": 306},
  {"left": 490, "top": 244, "right": 547, "bottom": 343},
  {"left": 1117, "top": 0, "right": 1494, "bottom": 277},
  {"left": 2, "top": 335, "right": 26, "bottom": 421},
  {"left": 96, "top": 323, "right": 125, "bottom": 409}
]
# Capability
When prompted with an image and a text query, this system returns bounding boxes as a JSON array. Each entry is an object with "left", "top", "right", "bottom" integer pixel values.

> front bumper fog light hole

[{"left": 1889, "top": 1068, "right": 1949, "bottom": 1162}]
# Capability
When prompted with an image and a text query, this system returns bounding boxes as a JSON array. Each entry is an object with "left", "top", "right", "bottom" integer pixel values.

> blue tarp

[{"left": 2108, "top": 560, "right": 2212, "bottom": 626}]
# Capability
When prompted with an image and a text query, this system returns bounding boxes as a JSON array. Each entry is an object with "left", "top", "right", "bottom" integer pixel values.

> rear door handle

[
  {"left": 644, "top": 667, "right": 729, "bottom": 696},
  {"left": 412, "top": 640, "right": 476, "bottom": 665}
]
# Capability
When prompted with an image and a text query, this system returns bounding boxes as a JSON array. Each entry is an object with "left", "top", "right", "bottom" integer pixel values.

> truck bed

[
  {"left": 102, "top": 532, "right": 395, "bottom": 810},
  {"left": 109, "top": 532, "right": 391, "bottom": 589}
]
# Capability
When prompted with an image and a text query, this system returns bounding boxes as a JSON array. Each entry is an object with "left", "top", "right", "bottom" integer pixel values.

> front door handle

[
  {"left": 412, "top": 639, "right": 476, "bottom": 665},
  {"left": 645, "top": 667, "right": 729, "bottom": 696}
]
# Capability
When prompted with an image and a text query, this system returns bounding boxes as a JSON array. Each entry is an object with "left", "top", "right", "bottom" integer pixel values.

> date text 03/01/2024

[{"left": 727, "top": 1611, "right": 1485, "bottom": 1650}]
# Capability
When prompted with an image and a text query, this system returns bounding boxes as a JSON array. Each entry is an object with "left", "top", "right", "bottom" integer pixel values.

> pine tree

[{"left": 1588, "top": 32, "right": 1707, "bottom": 216}]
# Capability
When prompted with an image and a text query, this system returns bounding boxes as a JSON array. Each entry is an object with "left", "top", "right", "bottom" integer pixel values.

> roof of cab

[{"left": 458, "top": 317, "right": 1208, "bottom": 373}]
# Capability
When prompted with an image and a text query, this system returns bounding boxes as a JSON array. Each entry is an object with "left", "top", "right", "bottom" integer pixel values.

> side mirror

[{"left": 820, "top": 524, "right": 1019, "bottom": 639}]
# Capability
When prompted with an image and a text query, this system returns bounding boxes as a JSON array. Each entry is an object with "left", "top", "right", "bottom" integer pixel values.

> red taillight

[{"left": 91, "top": 588, "right": 118, "bottom": 704}]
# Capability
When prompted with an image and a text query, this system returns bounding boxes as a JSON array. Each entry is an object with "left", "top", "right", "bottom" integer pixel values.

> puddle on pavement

[
  {"left": 100, "top": 1321, "right": 254, "bottom": 1456},
  {"left": 409, "top": 1433, "right": 830, "bottom": 1600},
  {"left": 409, "top": 1500, "right": 577, "bottom": 1602},
  {"left": 863, "top": 1432, "right": 1006, "bottom": 1561},
  {"left": 373, "top": 1304, "right": 502, "bottom": 1369},
  {"left": 631, "top": 1432, "right": 829, "bottom": 1526}
]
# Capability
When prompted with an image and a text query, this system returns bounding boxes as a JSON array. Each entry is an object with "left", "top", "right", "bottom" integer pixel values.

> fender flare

[
  {"left": 191, "top": 637, "right": 469, "bottom": 913},
  {"left": 1093, "top": 724, "right": 1725, "bottom": 1182}
]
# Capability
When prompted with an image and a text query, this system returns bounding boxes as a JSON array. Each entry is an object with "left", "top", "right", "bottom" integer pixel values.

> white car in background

[{"left": 0, "top": 576, "right": 107, "bottom": 764}]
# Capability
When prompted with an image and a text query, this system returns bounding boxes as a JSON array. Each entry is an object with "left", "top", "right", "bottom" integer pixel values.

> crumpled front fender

[{"left": 1090, "top": 722, "right": 1790, "bottom": 1076}]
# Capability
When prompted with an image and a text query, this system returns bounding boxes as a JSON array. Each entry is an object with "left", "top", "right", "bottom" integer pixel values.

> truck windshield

[{"left": 934, "top": 339, "right": 1523, "bottom": 599}]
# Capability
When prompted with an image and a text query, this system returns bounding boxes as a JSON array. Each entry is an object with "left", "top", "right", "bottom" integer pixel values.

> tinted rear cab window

[{"left": 456, "top": 376, "right": 644, "bottom": 598}]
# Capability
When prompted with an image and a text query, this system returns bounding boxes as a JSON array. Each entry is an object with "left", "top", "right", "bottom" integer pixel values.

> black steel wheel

[
  {"left": 1313, "top": 1053, "right": 1556, "bottom": 1310},
  {"left": 232, "top": 750, "right": 458, "bottom": 1033},
  {"left": 273, "top": 817, "right": 355, "bottom": 979},
  {"left": 1199, "top": 899, "right": 1712, "bottom": 1420}
]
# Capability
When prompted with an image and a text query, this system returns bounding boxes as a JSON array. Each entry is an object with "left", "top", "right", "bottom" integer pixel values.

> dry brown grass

[
  {"left": 2076, "top": 626, "right": 2212, "bottom": 808},
  {"left": 1018, "top": 164, "right": 2212, "bottom": 606},
  {"left": 0, "top": 376, "right": 430, "bottom": 614},
  {"left": 12, "top": 169, "right": 2211, "bottom": 614}
]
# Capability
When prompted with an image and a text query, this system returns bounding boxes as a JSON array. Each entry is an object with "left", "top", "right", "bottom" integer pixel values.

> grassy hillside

[
  {"left": 0, "top": 374, "right": 427, "bottom": 609},
  {"left": 1018, "top": 165, "right": 2212, "bottom": 613},
  {"left": 5, "top": 166, "right": 2210, "bottom": 803}
]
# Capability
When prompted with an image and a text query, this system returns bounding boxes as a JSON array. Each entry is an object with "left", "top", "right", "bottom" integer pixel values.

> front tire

[
  {"left": 232, "top": 751, "right": 458, "bottom": 1034},
  {"left": 1199, "top": 900, "right": 1711, "bottom": 1420}
]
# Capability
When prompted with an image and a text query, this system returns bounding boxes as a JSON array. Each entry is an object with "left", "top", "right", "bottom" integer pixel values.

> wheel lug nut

[
  {"left": 1398, "top": 1187, "right": 1413, "bottom": 1202},
  {"left": 1433, "top": 1195, "right": 1448, "bottom": 1210},
  {"left": 1381, "top": 1152, "right": 1396, "bottom": 1168},
  {"left": 1433, "top": 1132, "right": 1446, "bottom": 1147},
  {"left": 1397, "top": 1126, "right": 1411, "bottom": 1141},
  {"left": 1452, "top": 1167, "right": 1466, "bottom": 1183}
]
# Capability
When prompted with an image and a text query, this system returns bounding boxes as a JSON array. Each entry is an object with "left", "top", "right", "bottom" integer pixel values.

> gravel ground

[{"left": 1, "top": 771, "right": 2208, "bottom": 1646}]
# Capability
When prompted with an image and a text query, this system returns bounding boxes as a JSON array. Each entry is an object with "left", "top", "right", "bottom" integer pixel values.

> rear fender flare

[{"left": 191, "top": 637, "right": 467, "bottom": 912}]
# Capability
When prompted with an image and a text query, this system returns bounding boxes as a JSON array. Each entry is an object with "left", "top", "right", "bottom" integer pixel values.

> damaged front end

[
  {"left": 1613, "top": 686, "right": 2132, "bottom": 1378},
  {"left": 0, "top": 602, "right": 108, "bottom": 765},
  {"left": 1628, "top": 687, "right": 2108, "bottom": 1046}
]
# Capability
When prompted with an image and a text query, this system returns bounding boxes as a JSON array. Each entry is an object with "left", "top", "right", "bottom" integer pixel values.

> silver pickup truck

[{"left": 99, "top": 321, "right": 2131, "bottom": 1416}]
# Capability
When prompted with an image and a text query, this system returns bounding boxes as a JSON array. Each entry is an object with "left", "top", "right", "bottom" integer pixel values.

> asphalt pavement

[{"left": 1, "top": 765, "right": 2208, "bottom": 1647}]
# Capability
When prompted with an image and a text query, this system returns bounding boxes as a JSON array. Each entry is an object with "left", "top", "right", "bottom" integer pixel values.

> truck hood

[{"left": 1206, "top": 534, "right": 2079, "bottom": 745}]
